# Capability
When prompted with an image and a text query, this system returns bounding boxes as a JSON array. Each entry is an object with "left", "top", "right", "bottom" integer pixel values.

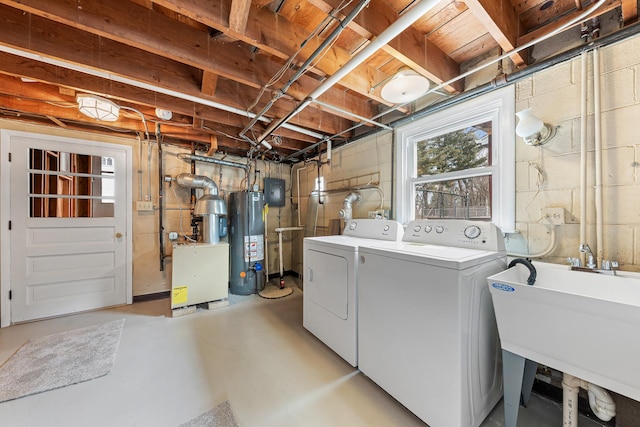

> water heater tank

[{"left": 228, "top": 191, "right": 265, "bottom": 295}]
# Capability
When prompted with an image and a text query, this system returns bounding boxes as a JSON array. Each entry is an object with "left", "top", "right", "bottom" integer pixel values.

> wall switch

[
  {"left": 136, "top": 201, "right": 154, "bottom": 211},
  {"left": 541, "top": 207, "right": 566, "bottom": 225}
]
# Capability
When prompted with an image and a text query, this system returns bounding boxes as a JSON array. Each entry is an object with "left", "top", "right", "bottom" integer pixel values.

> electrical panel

[{"left": 264, "top": 178, "right": 286, "bottom": 207}]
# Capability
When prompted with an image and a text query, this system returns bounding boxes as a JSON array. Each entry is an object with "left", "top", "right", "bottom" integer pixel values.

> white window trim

[{"left": 395, "top": 85, "right": 515, "bottom": 232}]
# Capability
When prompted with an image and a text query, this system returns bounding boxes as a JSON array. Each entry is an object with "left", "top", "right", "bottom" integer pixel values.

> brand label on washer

[{"left": 491, "top": 283, "right": 515, "bottom": 292}]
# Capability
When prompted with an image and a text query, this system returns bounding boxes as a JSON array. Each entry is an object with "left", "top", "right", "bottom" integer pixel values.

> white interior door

[{"left": 3, "top": 130, "right": 132, "bottom": 324}]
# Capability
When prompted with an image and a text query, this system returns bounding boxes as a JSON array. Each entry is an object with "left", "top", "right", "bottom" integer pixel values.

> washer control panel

[{"left": 402, "top": 219, "right": 505, "bottom": 251}]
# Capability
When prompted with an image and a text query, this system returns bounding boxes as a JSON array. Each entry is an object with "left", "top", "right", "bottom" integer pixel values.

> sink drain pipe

[{"left": 562, "top": 373, "right": 616, "bottom": 425}]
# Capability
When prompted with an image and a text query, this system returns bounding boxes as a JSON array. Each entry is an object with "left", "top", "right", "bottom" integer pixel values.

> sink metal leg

[
  {"left": 502, "top": 350, "right": 525, "bottom": 427},
  {"left": 521, "top": 359, "right": 538, "bottom": 407}
]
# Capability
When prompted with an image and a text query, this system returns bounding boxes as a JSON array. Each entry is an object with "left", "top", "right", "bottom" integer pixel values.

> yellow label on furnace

[{"left": 172, "top": 286, "right": 188, "bottom": 305}]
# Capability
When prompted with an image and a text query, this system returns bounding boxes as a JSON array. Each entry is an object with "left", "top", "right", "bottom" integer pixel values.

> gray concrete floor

[{"left": 0, "top": 278, "right": 606, "bottom": 427}]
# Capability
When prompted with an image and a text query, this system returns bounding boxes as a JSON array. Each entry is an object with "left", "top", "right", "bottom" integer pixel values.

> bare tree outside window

[{"left": 414, "top": 122, "right": 492, "bottom": 220}]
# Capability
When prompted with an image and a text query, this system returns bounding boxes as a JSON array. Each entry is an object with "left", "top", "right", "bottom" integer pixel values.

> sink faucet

[
  {"left": 570, "top": 244, "right": 619, "bottom": 275},
  {"left": 579, "top": 244, "right": 596, "bottom": 268}
]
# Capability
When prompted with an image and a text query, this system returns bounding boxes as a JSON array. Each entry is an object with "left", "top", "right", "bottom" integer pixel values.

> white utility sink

[{"left": 488, "top": 262, "right": 640, "bottom": 401}]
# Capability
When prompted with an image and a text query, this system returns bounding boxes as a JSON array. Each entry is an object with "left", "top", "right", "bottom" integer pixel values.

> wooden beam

[
  {"left": 201, "top": 71, "right": 218, "bottom": 97},
  {"left": 0, "top": 0, "right": 377, "bottom": 122},
  {"left": 621, "top": 0, "right": 638, "bottom": 24},
  {"left": 517, "top": 0, "right": 621, "bottom": 46},
  {"left": 229, "top": 0, "right": 252, "bottom": 34},
  {"left": 463, "top": 0, "right": 527, "bottom": 66},
  {"left": 0, "top": 57, "right": 324, "bottom": 145},
  {"left": 0, "top": 7, "right": 349, "bottom": 137},
  {"left": 150, "top": 0, "right": 409, "bottom": 103}
]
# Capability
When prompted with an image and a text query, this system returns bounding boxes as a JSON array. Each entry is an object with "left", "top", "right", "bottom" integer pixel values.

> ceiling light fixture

[
  {"left": 515, "top": 108, "right": 557, "bottom": 146},
  {"left": 76, "top": 94, "right": 120, "bottom": 122},
  {"left": 380, "top": 67, "right": 430, "bottom": 104}
]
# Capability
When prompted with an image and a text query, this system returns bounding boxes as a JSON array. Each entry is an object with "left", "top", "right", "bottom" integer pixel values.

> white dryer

[
  {"left": 303, "top": 219, "right": 403, "bottom": 367},
  {"left": 358, "top": 219, "right": 506, "bottom": 427}
]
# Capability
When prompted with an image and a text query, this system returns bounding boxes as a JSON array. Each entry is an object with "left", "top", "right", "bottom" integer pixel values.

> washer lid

[{"left": 360, "top": 242, "right": 505, "bottom": 270}]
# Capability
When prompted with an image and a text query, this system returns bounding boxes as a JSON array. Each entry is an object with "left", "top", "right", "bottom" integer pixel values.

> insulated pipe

[
  {"left": 594, "top": 48, "right": 604, "bottom": 266},
  {"left": 175, "top": 173, "right": 219, "bottom": 195},
  {"left": 177, "top": 153, "right": 249, "bottom": 170},
  {"left": 256, "top": 0, "right": 444, "bottom": 143},
  {"left": 339, "top": 192, "right": 361, "bottom": 221},
  {"left": 580, "top": 51, "right": 588, "bottom": 266}
]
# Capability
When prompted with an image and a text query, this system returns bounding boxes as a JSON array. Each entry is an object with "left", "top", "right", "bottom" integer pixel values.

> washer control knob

[
  {"left": 413, "top": 225, "right": 421, "bottom": 232},
  {"left": 464, "top": 225, "right": 482, "bottom": 239},
  {"left": 349, "top": 221, "right": 357, "bottom": 231},
  {"left": 424, "top": 225, "right": 432, "bottom": 233},
  {"left": 435, "top": 226, "right": 444, "bottom": 234},
  {"left": 383, "top": 225, "right": 390, "bottom": 231}
]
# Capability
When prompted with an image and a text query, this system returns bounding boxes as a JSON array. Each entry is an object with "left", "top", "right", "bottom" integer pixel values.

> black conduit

[{"left": 157, "top": 123, "right": 165, "bottom": 271}]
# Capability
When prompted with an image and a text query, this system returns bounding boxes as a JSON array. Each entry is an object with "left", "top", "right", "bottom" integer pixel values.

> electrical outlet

[
  {"left": 541, "top": 207, "right": 565, "bottom": 225},
  {"left": 136, "top": 201, "right": 154, "bottom": 211}
]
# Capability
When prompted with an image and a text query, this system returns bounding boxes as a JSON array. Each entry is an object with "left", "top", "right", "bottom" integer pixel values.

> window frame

[{"left": 395, "top": 85, "right": 515, "bottom": 232}]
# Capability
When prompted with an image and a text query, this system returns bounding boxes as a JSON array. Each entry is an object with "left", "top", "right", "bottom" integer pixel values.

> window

[{"left": 395, "top": 85, "right": 515, "bottom": 232}]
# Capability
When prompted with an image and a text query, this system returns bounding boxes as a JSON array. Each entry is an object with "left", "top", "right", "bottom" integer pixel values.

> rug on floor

[
  {"left": 179, "top": 401, "right": 239, "bottom": 427},
  {"left": 0, "top": 318, "right": 125, "bottom": 403}
]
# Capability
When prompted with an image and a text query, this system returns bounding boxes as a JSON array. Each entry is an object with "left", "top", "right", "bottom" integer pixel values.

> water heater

[{"left": 228, "top": 191, "right": 265, "bottom": 295}]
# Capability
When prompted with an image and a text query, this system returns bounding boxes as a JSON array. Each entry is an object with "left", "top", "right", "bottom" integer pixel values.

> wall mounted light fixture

[
  {"left": 515, "top": 108, "right": 556, "bottom": 146},
  {"left": 380, "top": 67, "right": 430, "bottom": 104},
  {"left": 76, "top": 94, "right": 120, "bottom": 121}
]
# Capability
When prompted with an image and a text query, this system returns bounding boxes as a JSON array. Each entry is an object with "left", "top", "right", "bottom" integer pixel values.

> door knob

[{"left": 115, "top": 232, "right": 122, "bottom": 238}]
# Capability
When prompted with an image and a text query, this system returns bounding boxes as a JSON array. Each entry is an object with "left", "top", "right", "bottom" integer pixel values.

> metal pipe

[
  {"left": 157, "top": 124, "right": 165, "bottom": 271},
  {"left": 257, "top": 0, "right": 444, "bottom": 143},
  {"left": 339, "top": 192, "right": 361, "bottom": 221},
  {"left": 177, "top": 152, "right": 249, "bottom": 170},
  {"left": 175, "top": 173, "right": 219, "bottom": 195},
  {"left": 240, "top": 0, "right": 371, "bottom": 138}
]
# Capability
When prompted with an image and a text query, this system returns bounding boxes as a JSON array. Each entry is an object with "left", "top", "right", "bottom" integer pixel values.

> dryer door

[{"left": 306, "top": 249, "right": 349, "bottom": 319}]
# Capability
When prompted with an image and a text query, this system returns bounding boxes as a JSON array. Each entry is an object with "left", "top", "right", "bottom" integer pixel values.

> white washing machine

[
  {"left": 303, "top": 219, "right": 403, "bottom": 367},
  {"left": 358, "top": 219, "right": 506, "bottom": 427}
]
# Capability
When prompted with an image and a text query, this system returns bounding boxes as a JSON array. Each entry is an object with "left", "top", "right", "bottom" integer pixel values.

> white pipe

[
  {"left": 563, "top": 373, "right": 581, "bottom": 426},
  {"left": 339, "top": 192, "right": 361, "bottom": 221},
  {"left": 580, "top": 51, "right": 588, "bottom": 266},
  {"left": 295, "top": 165, "right": 308, "bottom": 227},
  {"left": 257, "top": 0, "right": 444, "bottom": 142},
  {"left": 593, "top": 48, "right": 604, "bottom": 266},
  {"left": 507, "top": 225, "right": 557, "bottom": 258},
  {"left": 585, "top": 383, "right": 616, "bottom": 422},
  {"left": 274, "top": 227, "right": 305, "bottom": 279}
]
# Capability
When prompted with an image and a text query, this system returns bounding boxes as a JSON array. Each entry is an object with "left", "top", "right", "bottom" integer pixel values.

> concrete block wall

[
  {"left": 507, "top": 33, "right": 640, "bottom": 271},
  {"left": 291, "top": 131, "right": 393, "bottom": 274}
]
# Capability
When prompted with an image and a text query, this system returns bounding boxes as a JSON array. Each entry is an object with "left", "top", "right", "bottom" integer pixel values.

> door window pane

[{"left": 28, "top": 149, "right": 115, "bottom": 218}]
